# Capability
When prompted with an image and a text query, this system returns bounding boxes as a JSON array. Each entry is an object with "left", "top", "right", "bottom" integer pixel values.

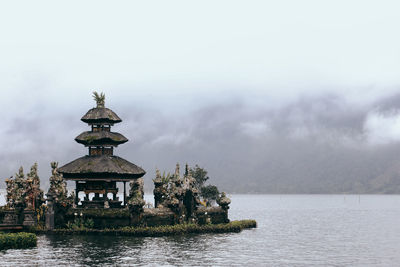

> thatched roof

[
  {"left": 75, "top": 131, "right": 128, "bottom": 146},
  {"left": 59, "top": 155, "right": 146, "bottom": 180},
  {"left": 81, "top": 107, "right": 122, "bottom": 124}
]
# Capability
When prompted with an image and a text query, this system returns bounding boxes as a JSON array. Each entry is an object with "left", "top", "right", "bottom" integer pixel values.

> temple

[
  {"left": 1, "top": 92, "right": 231, "bottom": 230},
  {"left": 58, "top": 92, "right": 146, "bottom": 208}
]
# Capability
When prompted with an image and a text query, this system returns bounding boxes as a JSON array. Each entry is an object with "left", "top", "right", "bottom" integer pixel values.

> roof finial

[
  {"left": 185, "top": 163, "right": 189, "bottom": 177},
  {"left": 92, "top": 91, "right": 105, "bottom": 108},
  {"left": 175, "top": 163, "right": 180, "bottom": 179}
]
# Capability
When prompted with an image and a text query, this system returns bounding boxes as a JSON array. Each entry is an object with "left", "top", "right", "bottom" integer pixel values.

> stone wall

[
  {"left": 195, "top": 206, "right": 229, "bottom": 225},
  {"left": 62, "top": 206, "right": 228, "bottom": 229},
  {"left": 142, "top": 208, "right": 176, "bottom": 226},
  {"left": 65, "top": 208, "right": 130, "bottom": 229}
]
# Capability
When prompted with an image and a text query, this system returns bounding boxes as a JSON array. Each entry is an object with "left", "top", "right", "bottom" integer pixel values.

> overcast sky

[{"left": 1, "top": 1, "right": 400, "bottom": 192}]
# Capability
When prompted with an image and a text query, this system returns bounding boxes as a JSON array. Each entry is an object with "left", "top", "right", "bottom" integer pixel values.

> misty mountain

[{"left": 3, "top": 91, "right": 400, "bottom": 194}]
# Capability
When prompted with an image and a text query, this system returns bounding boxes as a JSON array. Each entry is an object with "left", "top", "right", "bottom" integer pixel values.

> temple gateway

[{"left": 59, "top": 92, "right": 146, "bottom": 208}]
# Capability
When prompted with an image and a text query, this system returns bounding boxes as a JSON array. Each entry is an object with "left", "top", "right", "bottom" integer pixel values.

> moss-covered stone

[
  {"left": 66, "top": 208, "right": 130, "bottom": 219},
  {"left": 33, "top": 220, "right": 257, "bottom": 236}
]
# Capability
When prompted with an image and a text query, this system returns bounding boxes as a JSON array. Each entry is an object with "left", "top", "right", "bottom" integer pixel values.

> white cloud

[
  {"left": 240, "top": 121, "right": 269, "bottom": 138},
  {"left": 150, "top": 133, "right": 190, "bottom": 146},
  {"left": 364, "top": 110, "right": 400, "bottom": 145}
]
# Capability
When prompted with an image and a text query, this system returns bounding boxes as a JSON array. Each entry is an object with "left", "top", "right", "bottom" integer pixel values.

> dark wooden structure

[{"left": 59, "top": 94, "right": 145, "bottom": 208}]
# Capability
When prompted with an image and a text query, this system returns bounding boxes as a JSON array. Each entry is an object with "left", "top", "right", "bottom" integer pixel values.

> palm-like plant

[{"left": 93, "top": 91, "right": 105, "bottom": 108}]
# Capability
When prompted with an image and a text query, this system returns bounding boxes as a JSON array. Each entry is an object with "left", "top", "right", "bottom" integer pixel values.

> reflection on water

[
  {"left": 44, "top": 235, "right": 146, "bottom": 266},
  {"left": 2, "top": 195, "right": 400, "bottom": 266}
]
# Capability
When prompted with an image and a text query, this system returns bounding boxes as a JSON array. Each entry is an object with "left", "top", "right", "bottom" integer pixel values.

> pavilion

[{"left": 59, "top": 92, "right": 145, "bottom": 208}]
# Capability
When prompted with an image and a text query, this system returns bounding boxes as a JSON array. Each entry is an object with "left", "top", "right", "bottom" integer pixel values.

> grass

[
  {"left": 34, "top": 220, "right": 257, "bottom": 236},
  {"left": 0, "top": 232, "right": 37, "bottom": 250}
]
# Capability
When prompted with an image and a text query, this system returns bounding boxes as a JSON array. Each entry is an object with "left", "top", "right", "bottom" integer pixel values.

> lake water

[{"left": 2, "top": 194, "right": 400, "bottom": 266}]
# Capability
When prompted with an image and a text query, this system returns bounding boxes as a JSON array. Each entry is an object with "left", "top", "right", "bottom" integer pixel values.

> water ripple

[{"left": 2, "top": 195, "right": 400, "bottom": 266}]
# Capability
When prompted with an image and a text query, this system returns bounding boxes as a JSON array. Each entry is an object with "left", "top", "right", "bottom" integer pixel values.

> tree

[
  {"left": 189, "top": 165, "right": 220, "bottom": 206},
  {"left": 200, "top": 185, "right": 220, "bottom": 206},
  {"left": 190, "top": 164, "right": 209, "bottom": 189}
]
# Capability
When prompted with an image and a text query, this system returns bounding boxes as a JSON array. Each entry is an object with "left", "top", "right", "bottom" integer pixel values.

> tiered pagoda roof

[
  {"left": 59, "top": 92, "right": 145, "bottom": 181},
  {"left": 59, "top": 155, "right": 145, "bottom": 180},
  {"left": 75, "top": 131, "right": 128, "bottom": 146},
  {"left": 81, "top": 107, "right": 122, "bottom": 124}
]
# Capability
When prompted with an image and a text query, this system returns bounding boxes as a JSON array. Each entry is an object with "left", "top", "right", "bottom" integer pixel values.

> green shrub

[
  {"left": 200, "top": 185, "right": 219, "bottom": 206},
  {"left": 66, "top": 218, "right": 95, "bottom": 230},
  {"left": 83, "top": 218, "right": 94, "bottom": 228},
  {"left": 0, "top": 232, "right": 37, "bottom": 250}
]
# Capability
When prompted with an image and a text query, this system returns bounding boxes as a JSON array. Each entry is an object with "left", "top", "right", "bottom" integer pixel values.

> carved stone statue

[
  {"left": 13, "top": 167, "right": 27, "bottom": 208},
  {"left": 217, "top": 192, "right": 231, "bottom": 210},
  {"left": 174, "top": 163, "right": 180, "bottom": 180},
  {"left": 4, "top": 164, "right": 45, "bottom": 226},
  {"left": 48, "top": 162, "right": 69, "bottom": 205},
  {"left": 93, "top": 91, "right": 105, "bottom": 108},
  {"left": 26, "top": 163, "right": 45, "bottom": 210},
  {"left": 153, "top": 170, "right": 170, "bottom": 208},
  {"left": 153, "top": 163, "right": 202, "bottom": 222},
  {"left": 5, "top": 177, "right": 15, "bottom": 208},
  {"left": 127, "top": 178, "right": 145, "bottom": 213}
]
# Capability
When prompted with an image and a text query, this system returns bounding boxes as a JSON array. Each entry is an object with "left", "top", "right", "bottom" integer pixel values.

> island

[{"left": 0, "top": 92, "right": 256, "bottom": 249}]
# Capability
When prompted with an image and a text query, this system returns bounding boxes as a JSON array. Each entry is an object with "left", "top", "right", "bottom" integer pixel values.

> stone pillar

[
  {"left": 45, "top": 193, "right": 55, "bottom": 230},
  {"left": 123, "top": 181, "right": 126, "bottom": 206},
  {"left": 105, "top": 182, "right": 108, "bottom": 201},
  {"left": 104, "top": 182, "right": 109, "bottom": 208},
  {"left": 75, "top": 181, "right": 79, "bottom": 205},
  {"left": 217, "top": 192, "right": 231, "bottom": 223}
]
